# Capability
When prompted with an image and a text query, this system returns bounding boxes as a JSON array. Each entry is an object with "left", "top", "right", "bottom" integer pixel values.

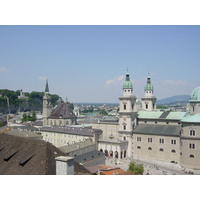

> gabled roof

[
  {"left": 0, "top": 133, "right": 66, "bottom": 175},
  {"left": 49, "top": 103, "right": 76, "bottom": 119}
]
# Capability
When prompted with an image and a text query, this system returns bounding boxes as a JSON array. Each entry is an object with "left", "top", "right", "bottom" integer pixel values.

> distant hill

[
  {"left": 157, "top": 95, "right": 190, "bottom": 105},
  {"left": 0, "top": 89, "right": 60, "bottom": 114}
]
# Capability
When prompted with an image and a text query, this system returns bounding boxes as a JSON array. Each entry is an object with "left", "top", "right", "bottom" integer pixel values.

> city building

[
  {"left": 91, "top": 71, "right": 200, "bottom": 170},
  {"left": 40, "top": 72, "right": 200, "bottom": 170}
]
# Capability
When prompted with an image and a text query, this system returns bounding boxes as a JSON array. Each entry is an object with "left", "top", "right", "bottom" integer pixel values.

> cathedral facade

[{"left": 97, "top": 71, "right": 200, "bottom": 170}]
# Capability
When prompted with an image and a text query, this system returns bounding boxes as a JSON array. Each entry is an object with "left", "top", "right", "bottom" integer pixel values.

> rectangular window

[
  {"left": 148, "top": 138, "right": 152, "bottom": 143},
  {"left": 189, "top": 143, "right": 195, "bottom": 149},
  {"left": 171, "top": 140, "right": 176, "bottom": 145},
  {"left": 190, "top": 130, "right": 195, "bottom": 136},
  {"left": 137, "top": 137, "right": 141, "bottom": 142},
  {"left": 124, "top": 125, "right": 126, "bottom": 130},
  {"left": 159, "top": 138, "right": 164, "bottom": 144}
]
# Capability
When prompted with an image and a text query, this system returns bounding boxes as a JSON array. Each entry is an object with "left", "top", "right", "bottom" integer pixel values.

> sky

[{"left": 0, "top": 25, "right": 200, "bottom": 103}]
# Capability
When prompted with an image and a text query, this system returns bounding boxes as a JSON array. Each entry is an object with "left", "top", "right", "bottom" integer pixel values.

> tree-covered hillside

[{"left": 0, "top": 89, "right": 60, "bottom": 114}]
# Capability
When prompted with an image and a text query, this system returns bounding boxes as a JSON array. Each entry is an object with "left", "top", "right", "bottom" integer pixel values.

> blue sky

[{"left": 0, "top": 25, "right": 200, "bottom": 103}]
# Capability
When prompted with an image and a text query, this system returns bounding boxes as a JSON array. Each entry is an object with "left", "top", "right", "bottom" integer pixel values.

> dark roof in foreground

[
  {"left": 133, "top": 124, "right": 182, "bottom": 136},
  {"left": 0, "top": 133, "right": 66, "bottom": 175},
  {"left": 49, "top": 103, "right": 77, "bottom": 119}
]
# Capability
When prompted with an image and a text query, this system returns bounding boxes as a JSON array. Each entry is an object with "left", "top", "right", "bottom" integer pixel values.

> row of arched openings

[{"left": 100, "top": 149, "right": 127, "bottom": 159}]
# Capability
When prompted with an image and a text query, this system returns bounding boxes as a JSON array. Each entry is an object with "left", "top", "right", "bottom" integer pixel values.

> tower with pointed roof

[
  {"left": 43, "top": 79, "right": 52, "bottom": 126},
  {"left": 141, "top": 73, "right": 157, "bottom": 111},
  {"left": 118, "top": 70, "right": 137, "bottom": 158}
]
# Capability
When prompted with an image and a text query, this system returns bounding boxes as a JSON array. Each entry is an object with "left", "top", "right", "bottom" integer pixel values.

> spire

[
  {"left": 45, "top": 79, "right": 49, "bottom": 93},
  {"left": 144, "top": 72, "right": 154, "bottom": 92}
]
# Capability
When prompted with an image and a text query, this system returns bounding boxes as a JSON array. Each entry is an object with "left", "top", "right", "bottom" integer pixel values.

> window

[
  {"left": 148, "top": 138, "right": 152, "bottom": 143},
  {"left": 171, "top": 149, "right": 176, "bottom": 153},
  {"left": 190, "top": 130, "right": 195, "bottom": 136},
  {"left": 189, "top": 143, "right": 195, "bottom": 149},
  {"left": 124, "top": 105, "right": 126, "bottom": 110},
  {"left": 124, "top": 137, "right": 126, "bottom": 141},
  {"left": 137, "top": 146, "right": 141, "bottom": 149},
  {"left": 159, "top": 148, "right": 164, "bottom": 152},
  {"left": 190, "top": 154, "right": 195, "bottom": 158},
  {"left": 146, "top": 104, "right": 148, "bottom": 109},
  {"left": 124, "top": 125, "right": 126, "bottom": 130},
  {"left": 137, "top": 137, "right": 141, "bottom": 142},
  {"left": 148, "top": 147, "right": 152, "bottom": 150},
  {"left": 171, "top": 140, "right": 176, "bottom": 145},
  {"left": 159, "top": 138, "right": 164, "bottom": 144},
  {"left": 132, "top": 104, "right": 134, "bottom": 110}
]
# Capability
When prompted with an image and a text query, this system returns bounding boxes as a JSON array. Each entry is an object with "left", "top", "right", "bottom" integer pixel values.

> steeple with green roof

[
  {"left": 122, "top": 69, "right": 133, "bottom": 97},
  {"left": 144, "top": 73, "right": 154, "bottom": 93},
  {"left": 123, "top": 71, "right": 133, "bottom": 89},
  {"left": 141, "top": 73, "right": 157, "bottom": 111}
]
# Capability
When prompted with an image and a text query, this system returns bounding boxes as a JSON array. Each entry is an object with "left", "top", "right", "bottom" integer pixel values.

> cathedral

[
  {"left": 96, "top": 71, "right": 200, "bottom": 170},
  {"left": 42, "top": 72, "right": 200, "bottom": 170}
]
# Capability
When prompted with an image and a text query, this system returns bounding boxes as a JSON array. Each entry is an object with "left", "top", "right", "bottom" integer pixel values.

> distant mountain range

[{"left": 157, "top": 95, "right": 190, "bottom": 105}]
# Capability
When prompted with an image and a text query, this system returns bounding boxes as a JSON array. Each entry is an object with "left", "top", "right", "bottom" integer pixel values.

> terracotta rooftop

[{"left": 86, "top": 164, "right": 135, "bottom": 175}]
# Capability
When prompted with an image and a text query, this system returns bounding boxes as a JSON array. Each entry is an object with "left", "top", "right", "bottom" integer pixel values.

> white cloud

[
  {"left": 104, "top": 75, "right": 125, "bottom": 87},
  {"left": 162, "top": 80, "right": 196, "bottom": 86},
  {"left": 38, "top": 76, "right": 47, "bottom": 80},
  {"left": 0, "top": 67, "right": 8, "bottom": 72}
]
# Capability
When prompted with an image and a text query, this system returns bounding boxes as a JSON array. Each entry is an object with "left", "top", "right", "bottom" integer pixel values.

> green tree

[
  {"left": 32, "top": 111, "right": 36, "bottom": 121},
  {"left": 21, "top": 113, "right": 27, "bottom": 122},
  {"left": 128, "top": 162, "right": 144, "bottom": 175},
  {"left": 0, "top": 121, "right": 4, "bottom": 127},
  {"left": 99, "top": 110, "right": 108, "bottom": 116}
]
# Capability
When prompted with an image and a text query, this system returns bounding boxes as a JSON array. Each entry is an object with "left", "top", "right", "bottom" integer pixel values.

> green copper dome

[
  {"left": 123, "top": 73, "right": 133, "bottom": 89},
  {"left": 144, "top": 75, "right": 154, "bottom": 92},
  {"left": 190, "top": 86, "right": 200, "bottom": 101}
]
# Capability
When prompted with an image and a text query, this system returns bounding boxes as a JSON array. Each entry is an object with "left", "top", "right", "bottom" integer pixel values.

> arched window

[
  {"left": 171, "top": 149, "right": 176, "bottom": 153},
  {"left": 159, "top": 148, "right": 164, "bottom": 152},
  {"left": 123, "top": 125, "right": 126, "bottom": 130},
  {"left": 137, "top": 146, "right": 141, "bottom": 149},
  {"left": 148, "top": 147, "right": 152, "bottom": 150},
  {"left": 146, "top": 104, "right": 148, "bottom": 109},
  {"left": 190, "top": 154, "right": 195, "bottom": 158}
]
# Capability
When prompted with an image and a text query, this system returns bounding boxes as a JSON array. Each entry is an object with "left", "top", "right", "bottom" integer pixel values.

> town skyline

[{"left": 0, "top": 26, "right": 200, "bottom": 103}]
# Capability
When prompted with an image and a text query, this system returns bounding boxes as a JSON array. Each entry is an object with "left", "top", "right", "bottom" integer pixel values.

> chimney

[{"left": 55, "top": 156, "right": 74, "bottom": 175}]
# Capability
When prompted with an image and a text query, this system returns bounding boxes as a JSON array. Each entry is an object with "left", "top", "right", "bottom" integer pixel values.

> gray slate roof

[
  {"left": 40, "top": 126, "right": 102, "bottom": 137},
  {"left": 74, "top": 150, "right": 105, "bottom": 164},
  {"left": 133, "top": 124, "right": 181, "bottom": 136},
  {"left": 49, "top": 103, "right": 76, "bottom": 119},
  {"left": 59, "top": 140, "right": 95, "bottom": 154}
]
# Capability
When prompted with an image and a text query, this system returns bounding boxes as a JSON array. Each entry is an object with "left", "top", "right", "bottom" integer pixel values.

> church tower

[
  {"left": 43, "top": 79, "right": 52, "bottom": 126},
  {"left": 141, "top": 73, "right": 157, "bottom": 111},
  {"left": 118, "top": 71, "right": 137, "bottom": 158}
]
